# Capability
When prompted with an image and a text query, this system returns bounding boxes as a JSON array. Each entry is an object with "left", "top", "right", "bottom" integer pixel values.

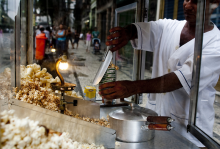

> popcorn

[
  {"left": 15, "top": 81, "right": 60, "bottom": 112},
  {"left": 1, "top": 110, "right": 105, "bottom": 149}
]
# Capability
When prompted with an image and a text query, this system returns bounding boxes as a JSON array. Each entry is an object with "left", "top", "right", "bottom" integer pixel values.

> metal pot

[
  {"left": 109, "top": 106, "right": 158, "bottom": 143},
  {"left": 109, "top": 105, "right": 174, "bottom": 143}
]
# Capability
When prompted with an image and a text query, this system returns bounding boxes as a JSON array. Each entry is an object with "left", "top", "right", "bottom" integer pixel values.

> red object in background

[{"left": 35, "top": 33, "right": 47, "bottom": 60}]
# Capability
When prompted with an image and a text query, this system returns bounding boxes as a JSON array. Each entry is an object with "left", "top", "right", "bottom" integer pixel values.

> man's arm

[{"left": 99, "top": 72, "right": 182, "bottom": 100}]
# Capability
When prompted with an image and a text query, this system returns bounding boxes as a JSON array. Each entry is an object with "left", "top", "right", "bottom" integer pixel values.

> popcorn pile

[
  {"left": 65, "top": 109, "right": 110, "bottom": 128},
  {"left": 1, "top": 110, "right": 105, "bottom": 149},
  {"left": 14, "top": 64, "right": 82, "bottom": 111},
  {"left": 20, "top": 64, "right": 61, "bottom": 93},
  {"left": 15, "top": 81, "right": 60, "bottom": 111},
  {"left": 20, "top": 64, "right": 83, "bottom": 99}
]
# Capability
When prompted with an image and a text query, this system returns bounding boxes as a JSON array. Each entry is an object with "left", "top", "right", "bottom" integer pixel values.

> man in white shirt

[{"left": 99, "top": 0, "right": 220, "bottom": 148}]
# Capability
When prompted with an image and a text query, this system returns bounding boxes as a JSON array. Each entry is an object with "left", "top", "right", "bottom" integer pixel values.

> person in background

[
  {"left": 92, "top": 27, "right": 100, "bottom": 44},
  {"left": 35, "top": 25, "right": 41, "bottom": 49},
  {"left": 35, "top": 25, "right": 41, "bottom": 36},
  {"left": 73, "top": 30, "right": 79, "bottom": 49},
  {"left": 44, "top": 27, "right": 51, "bottom": 52},
  {"left": 79, "top": 32, "right": 83, "bottom": 40},
  {"left": 86, "top": 30, "right": 92, "bottom": 52},
  {"left": 66, "top": 27, "right": 73, "bottom": 49},
  {"left": 56, "top": 24, "right": 66, "bottom": 58},
  {"left": 52, "top": 26, "right": 57, "bottom": 49},
  {"left": 94, "top": 41, "right": 100, "bottom": 50}
]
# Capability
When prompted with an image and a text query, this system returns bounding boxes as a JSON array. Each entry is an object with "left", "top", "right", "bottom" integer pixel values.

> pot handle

[
  {"left": 141, "top": 124, "right": 173, "bottom": 131},
  {"left": 147, "top": 116, "right": 175, "bottom": 124}
]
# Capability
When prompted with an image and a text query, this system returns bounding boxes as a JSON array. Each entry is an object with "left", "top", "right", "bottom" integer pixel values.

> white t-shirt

[{"left": 131, "top": 19, "right": 220, "bottom": 147}]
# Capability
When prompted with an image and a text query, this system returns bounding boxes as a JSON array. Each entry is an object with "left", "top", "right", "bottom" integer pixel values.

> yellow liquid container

[{"left": 84, "top": 86, "right": 96, "bottom": 101}]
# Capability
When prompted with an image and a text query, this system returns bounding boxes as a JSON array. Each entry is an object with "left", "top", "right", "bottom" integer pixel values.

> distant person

[
  {"left": 44, "top": 27, "right": 50, "bottom": 40},
  {"left": 56, "top": 24, "right": 66, "bottom": 58},
  {"left": 52, "top": 26, "right": 57, "bottom": 48},
  {"left": 44, "top": 27, "right": 51, "bottom": 52},
  {"left": 73, "top": 30, "right": 79, "bottom": 49},
  {"left": 92, "top": 27, "right": 100, "bottom": 44},
  {"left": 66, "top": 27, "right": 73, "bottom": 49},
  {"left": 86, "top": 31, "right": 92, "bottom": 52},
  {"left": 36, "top": 25, "right": 41, "bottom": 36},
  {"left": 35, "top": 25, "right": 41, "bottom": 48},
  {"left": 94, "top": 41, "right": 100, "bottom": 50},
  {"left": 79, "top": 32, "right": 83, "bottom": 40}
]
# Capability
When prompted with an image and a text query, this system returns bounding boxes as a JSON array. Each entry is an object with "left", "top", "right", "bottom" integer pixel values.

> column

[{"left": 106, "top": 8, "right": 110, "bottom": 40}]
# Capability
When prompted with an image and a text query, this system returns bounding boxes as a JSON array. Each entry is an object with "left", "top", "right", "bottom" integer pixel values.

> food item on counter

[
  {"left": 115, "top": 141, "right": 120, "bottom": 146},
  {"left": 1, "top": 66, "right": 110, "bottom": 128},
  {"left": 65, "top": 109, "right": 110, "bottom": 128},
  {"left": 15, "top": 81, "right": 60, "bottom": 111},
  {"left": 1, "top": 110, "right": 105, "bottom": 149},
  {"left": 15, "top": 79, "right": 110, "bottom": 128},
  {"left": 20, "top": 64, "right": 60, "bottom": 93}
]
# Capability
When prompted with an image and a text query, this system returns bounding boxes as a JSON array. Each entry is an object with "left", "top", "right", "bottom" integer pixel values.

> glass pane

[
  {"left": 0, "top": 0, "right": 20, "bottom": 103},
  {"left": 116, "top": 9, "right": 136, "bottom": 81},
  {"left": 194, "top": 2, "right": 220, "bottom": 145}
]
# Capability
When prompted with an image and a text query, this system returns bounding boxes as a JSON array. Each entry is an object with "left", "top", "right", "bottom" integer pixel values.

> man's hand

[
  {"left": 106, "top": 25, "right": 137, "bottom": 52},
  {"left": 99, "top": 73, "right": 183, "bottom": 100},
  {"left": 99, "top": 81, "right": 138, "bottom": 100}
]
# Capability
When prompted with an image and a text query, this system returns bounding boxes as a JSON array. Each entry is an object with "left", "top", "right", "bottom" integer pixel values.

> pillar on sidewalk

[
  {"left": 111, "top": 4, "right": 115, "bottom": 29},
  {"left": 106, "top": 8, "right": 110, "bottom": 42}
]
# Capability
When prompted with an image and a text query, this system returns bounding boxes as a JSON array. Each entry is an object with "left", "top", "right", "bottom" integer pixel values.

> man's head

[
  {"left": 59, "top": 24, "right": 63, "bottom": 30},
  {"left": 94, "top": 27, "right": 97, "bottom": 31},
  {"left": 40, "top": 27, "right": 44, "bottom": 32},
  {"left": 183, "top": 0, "right": 220, "bottom": 24}
]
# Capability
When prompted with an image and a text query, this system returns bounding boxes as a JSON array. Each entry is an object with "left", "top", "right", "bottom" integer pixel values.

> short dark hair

[{"left": 40, "top": 27, "right": 44, "bottom": 31}]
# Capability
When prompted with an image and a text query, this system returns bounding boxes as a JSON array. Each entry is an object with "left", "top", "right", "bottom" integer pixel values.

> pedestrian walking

[
  {"left": 56, "top": 24, "right": 66, "bottom": 58},
  {"left": 80, "top": 32, "right": 83, "bottom": 40},
  {"left": 92, "top": 27, "right": 100, "bottom": 44},
  {"left": 36, "top": 25, "right": 41, "bottom": 36},
  {"left": 86, "top": 30, "right": 92, "bottom": 52},
  {"left": 66, "top": 27, "right": 73, "bottom": 49},
  {"left": 44, "top": 27, "right": 51, "bottom": 52},
  {"left": 73, "top": 30, "right": 79, "bottom": 49}
]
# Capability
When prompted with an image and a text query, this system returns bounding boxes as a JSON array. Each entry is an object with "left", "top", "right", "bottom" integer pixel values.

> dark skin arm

[
  {"left": 99, "top": 72, "right": 182, "bottom": 100},
  {"left": 56, "top": 30, "right": 66, "bottom": 38},
  {"left": 100, "top": 24, "right": 182, "bottom": 100}
]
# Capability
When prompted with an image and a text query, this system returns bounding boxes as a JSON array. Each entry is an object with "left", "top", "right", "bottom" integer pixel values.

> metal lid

[{"left": 109, "top": 107, "right": 158, "bottom": 121}]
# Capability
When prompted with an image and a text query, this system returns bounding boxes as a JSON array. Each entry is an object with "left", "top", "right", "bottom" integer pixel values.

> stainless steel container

[{"left": 109, "top": 106, "right": 158, "bottom": 143}]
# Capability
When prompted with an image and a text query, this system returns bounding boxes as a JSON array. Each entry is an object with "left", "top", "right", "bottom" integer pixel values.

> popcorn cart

[{"left": 0, "top": 0, "right": 219, "bottom": 149}]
